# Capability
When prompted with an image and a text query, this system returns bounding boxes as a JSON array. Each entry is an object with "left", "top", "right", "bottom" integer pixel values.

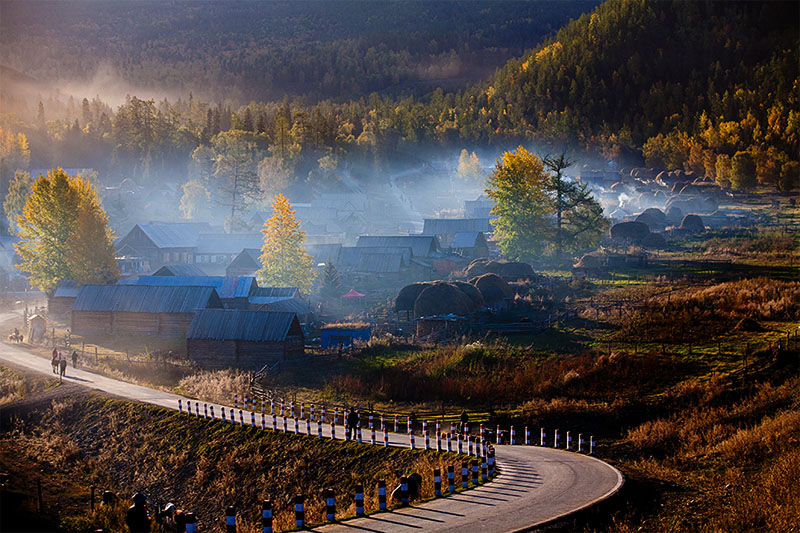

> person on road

[
  {"left": 125, "top": 492, "right": 151, "bottom": 533},
  {"left": 460, "top": 410, "right": 469, "bottom": 435},
  {"left": 59, "top": 358, "right": 67, "bottom": 378},
  {"left": 71, "top": 350, "right": 78, "bottom": 368},
  {"left": 346, "top": 408, "right": 358, "bottom": 440}
]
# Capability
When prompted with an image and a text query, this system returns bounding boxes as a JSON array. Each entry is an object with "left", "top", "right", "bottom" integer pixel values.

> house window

[{"left": 164, "top": 252, "right": 170, "bottom": 261}]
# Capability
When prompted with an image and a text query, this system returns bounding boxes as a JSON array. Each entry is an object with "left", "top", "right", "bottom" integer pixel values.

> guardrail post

[
  {"left": 409, "top": 427, "right": 415, "bottom": 449},
  {"left": 244, "top": 396, "right": 248, "bottom": 411},
  {"left": 325, "top": 488, "right": 335, "bottom": 522},
  {"left": 251, "top": 412, "right": 256, "bottom": 427},
  {"left": 540, "top": 427, "right": 546, "bottom": 446},
  {"left": 488, "top": 450, "right": 495, "bottom": 477},
  {"left": 294, "top": 416, "right": 299, "bottom": 435},
  {"left": 578, "top": 433, "right": 584, "bottom": 453},
  {"left": 210, "top": 405, "right": 215, "bottom": 419},
  {"left": 272, "top": 413, "right": 277, "bottom": 431},
  {"left": 317, "top": 419, "right": 323, "bottom": 438},
  {"left": 178, "top": 399, "right": 183, "bottom": 413},
  {"left": 471, "top": 460, "right": 478, "bottom": 486},
  {"left": 282, "top": 415, "right": 287, "bottom": 433},
  {"left": 306, "top": 418, "right": 311, "bottom": 436},
  {"left": 261, "top": 413, "right": 266, "bottom": 430},
  {"left": 554, "top": 429, "right": 560, "bottom": 448},
  {"left": 331, "top": 419, "right": 336, "bottom": 439},
  {"left": 239, "top": 410, "right": 244, "bottom": 426},
  {"left": 566, "top": 431, "right": 572, "bottom": 450},
  {"left": 301, "top": 403, "right": 305, "bottom": 419},
  {"left": 321, "top": 404, "right": 326, "bottom": 423},
  {"left": 311, "top": 404, "right": 315, "bottom": 422},
  {"left": 355, "top": 483, "right": 364, "bottom": 516},
  {"left": 261, "top": 499, "right": 272, "bottom": 533},
  {"left": 371, "top": 423, "right": 376, "bottom": 445},
  {"left": 461, "top": 462, "right": 469, "bottom": 489},
  {"left": 290, "top": 400, "right": 295, "bottom": 418},
  {"left": 334, "top": 407, "right": 339, "bottom": 425},
  {"left": 590, "top": 436, "right": 595, "bottom": 455},
  {"left": 225, "top": 505, "right": 236, "bottom": 533},
  {"left": 185, "top": 511, "right": 197, "bottom": 532},
  {"left": 383, "top": 425, "right": 389, "bottom": 446},
  {"left": 436, "top": 421, "right": 442, "bottom": 452},
  {"left": 447, "top": 431, "right": 452, "bottom": 452},
  {"left": 447, "top": 465, "right": 455, "bottom": 493},
  {"left": 294, "top": 495, "right": 304, "bottom": 528},
  {"left": 424, "top": 421, "right": 430, "bottom": 450},
  {"left": 433, "top": 468, "right": 442, "bottom": 496},
  {"left": 261, "top": 398, "right": 265, "bottom": 414},
  {"left": 221, "top": 407, "right": 227, "bottom": 423},
  {"left": 378, "top": 480, "right": 387, "bottom": 510},
  {"left": 510, "top": 426, "right": 516, "bottom": 445},
  {"left": 400, "top": 476, "right": 409, "bottom": 505},
  {"left": 280, "top": 398, "right": 285, "bottom": 417},
  {"left": 234, "top": 394, "right": 238, "bottom": 410},
  {"left": 525, "top": 426, "right": 530, "bottom": 445},
  {"left": 204, "top": 403, "right": 208, "bottom": 419},
  {"left": 481, "top": 453, "right": 488, "bottom": 481},
  {"left": 457, "top": 433, "right": 463, "bottom": 454}
]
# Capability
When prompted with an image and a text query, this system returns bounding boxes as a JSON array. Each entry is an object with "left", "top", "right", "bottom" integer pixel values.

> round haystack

[
  {"left": 413, "top": 282, "right": 475, "bottom": 317},
  {"left": 641, "top": 232, "right": 668, "bottom": 249},
  {"left": 395, "top": 282, "right": 433, "bottom": 312},
  {"left": 469, "top": 273, "right": 513, "bottom": 305},
  {"left": 450, "top": 281, "right": 485, "bottom": 309},
  {"left": 680, "top": 214, "right": 705, "bottom": 232},
  {"left": 735, "top": 317, "right": 764, "bottom": 332},
  {"left": 574, "top": 253, "right": 605, "bottom": 269},
  {"left": 464, "top": 258, "right": 492, "bottom": 278},
  {"left": 666, "top": 206, "right": 683, "bottom": 224},
  {"left": 609, "top": 221, "right": 650, "bottom": 242},
  {"left": 702, "top": 196, "right": 719, "bottom": 213},
  {"left": 635, "top": 207, "right": 668, "bottom": 229},
  {"left": 494, "top": 261, "right": 536, "bottom": 281}
]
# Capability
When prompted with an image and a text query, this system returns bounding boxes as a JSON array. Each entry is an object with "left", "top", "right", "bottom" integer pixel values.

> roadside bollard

[
  {"left": 481, "top": 454, "right": 488, "bottom": 481},
  {"left": 383, "top": 426, "right": 389, "bottom": 447},
  {"left": 380, "top": 413, "right": 385, "bottom": 430},
  {"left": 261, "top": 499, "right": 272, "bottom": 533},
  {"left": 334, "top": 407, "right": 339, "bottom": 425},
  {"left": 394, "top": 414, "right": 399, "bottom": 433},
  {"left": 448, "top": 465, "right": 455, "bottom": 493},
  {"left": 280, "top": 399, "right": 285, "bottom": 417},
  {"left": 525, "top": 426, "right": 530, "bottom": 445},
  {"left": 400, "top": 476, "right": 409, "bottom": 505},
  {"left": 261, "top": 413, "right": 266, "bottom": 430},
  {"left": 496, "top": 425, "right": 501, "bottom": 444},
  {"left": 578, "top": 433, "right": 584, "bottom": 453},
  {"left": 378, "top": 480, "right": 387, "bottom": 510},
  {"left": 272, "top": 413, "right": 277, "bottom": 431},
  {"left": 178, "top": 399, "right": 183, "bottom": 413},
  {"left": 425, "top": 424, "right": 430, "bottom": 450},
  {"left": 306, "top": 418, "right": 311, "bottom": 436},
  {"left": 221, "top": 407, "right": 227, "bottom": 422},
  {"left": 234, "top": 394, "right": 238, "bottom": 409},
  {"left": 325, "top": 488, "right": 336, "bottom": 522},
  {"left": 290, "top": 401, "right": 295, "bottom": 418},
  {"left": 461, "top": 462, "right": 469, "bottom": 489},
  {"left": 186, "top": 400, "right": 191, "bottom": 415},
  {"left": 251, "top": 411, "right": 256, "bottom": 427},
  {"left": 447, "top": 432, "right": 452, "bottom": 452},
  {"left": 270, "top": 399, "right": 274, "bottom": 416},
  {"left": 225, "top": 505, "right": 236, "bottom": 533},
  {"left": 488, "top": 450, "right": 495, "bottom": 477},
  {"left": 210, "top": 405, "right": 215, "bottom": 419},
  {"left": 371, "top": 424, "right": 376, "bottom": 445},
  {"left": 457, "top": 434, "right": 463, "bottom": 454},
  {"left": 357, "top": 425, "right": 362, "bottom": 444},
  {"left": 511, "top": 426, "right": 516, "bottom": 445},
  {"left": 196, "top": 402, "right": 202, "bottom": 417},
  {"left": 244, "top": 396, "right": 248, "bottom": 411},
  {"left": 554, "top": 429, "right": 560, "bottom": 448},
  {"left": 318, "top": 419, "right": 323, "bottom": 438},
  {"left": 471, "top": 460, "right": 479, "bottom": 485},
  {"left": 331, "top": 420, "right": 336, "bottom": 439},
  {"left": 283, "top": 416, "right": 287, "bottom": 433},
  {"left": 185, "top": 511, "right": 197, "bottom": 533},
  {"left": 566, "top": 431, "right": 572, "bottom": 450},
  {"left": 311, "top": 404, "right": 315, "bottom": 422},
  {"left": 321, "top": 405, "right": 326, "bottom": 423},
  {"left": 355, "top": 483, "right": 365, "bottom": 516},
  {"left": 409, "top": 428, "right": 415, "bottom": 449},
  {"left": 590, "top": 436, "right": 595, "bottom": 455},
  {"left": 434, "top": 468, "right": 442, "bottom": 496},
  {"left": 261, "top": 399, "right": 265, "bottom": 414},
  {"left": 407, "top": 417, "right": 412, "bottom": 435},
  {"left": 480, "top": 424, "right": 484, "bottom": 440},
  {"left": 468, "top": 436, "right": 474, "bottom": 456},
  {"left": 239, "top": 410, "right": 244, "bottom": 426},
  {"left": 294, "top": 416, "right": 299, "bottom": 435},
  {"left": 540, "top": 428, "right": 546, "bottom": 447},
  {"left": 294, "top": 495, "right": 304, "bottom": 528},
  {"left": 436, "top": 422, "right": 442, "bottom": 452},
  {"left": 369, "top": 413, "right": 374, "bottom": 432},
  {"left": 301, "top": 403, "right": 305, "bottom": 419},
  {"left": 203, "top": 403, "right": 208, "bottom": 419}
]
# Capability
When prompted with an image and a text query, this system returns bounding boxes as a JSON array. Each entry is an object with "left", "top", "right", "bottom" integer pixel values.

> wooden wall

[
  {"left": 72, "top": 311, "right": 194, "bottom": 338},
  {"left": 187, "top": 336, "right": 304, "bottom": 370}
]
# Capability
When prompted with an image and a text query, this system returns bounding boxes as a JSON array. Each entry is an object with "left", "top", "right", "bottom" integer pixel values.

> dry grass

[
  {"left": 177, "top": 369, "right": 252, "bottom": 405},
  {"left": 0, "top": 366, "right": 55, "bottom": 405}
]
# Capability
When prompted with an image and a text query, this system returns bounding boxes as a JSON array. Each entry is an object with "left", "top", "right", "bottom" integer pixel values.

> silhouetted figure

[
  {"left": 125, "top": 492, "right": 151, "bottom": 533},
  {"left": 346, "top": 408, "right": 358, "bottom": 440}
]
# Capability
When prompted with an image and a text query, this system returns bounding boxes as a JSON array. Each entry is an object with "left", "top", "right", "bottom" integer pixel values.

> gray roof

[
  {"left": 153, "top": 264, "right": 209, "bottom": 276},
  {"left": 52, "top": 280, "right": 80, "bottom": 298},
  {"left": 251, "top": 287, "right": 299, "bottom": 298},
  {"left": 194, "top": 233, "right": 264, "bottom": 255},
  {"left": 255, "top": 297, "right": 315, "bottom": 316},
  {"left": 137, "top": 223, "right": 212, "bottom": 248},
  {"left": 356, "top": 235, "right": 439, "bottom": 257},
  {"left": 305, "top": 243, "right": 343, "bottom": 264},
  {"left": 451, "top": 232, "right": 486, "bottom": 249},
  {"left": 187, "top": 309, "right": 301, "bottom": 342},
  {"left": 356, "top": 253, "right": 404, "bottom": 273},
  {"left": 423, "top": 218, "right": 491, "bottom": 235},
  {"left": 338, "top": 246, "right": 411, "bottom": 269},
  {"left": 132, "top": 276, "right": 257, "bottom": 299},
  {"left": 73, "top": 285, "right": 222, "bottom": 313}
]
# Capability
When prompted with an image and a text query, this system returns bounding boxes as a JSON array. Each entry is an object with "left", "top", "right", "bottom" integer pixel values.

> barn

[
  {"left": 186, "top": 309, "right": 305, "bottom": 369},
  {"left": 48, "top": 280, "right": 80, "bottom": 316},
  {"left": 71, "top": 285, "right": 223, "bottom": 337}
]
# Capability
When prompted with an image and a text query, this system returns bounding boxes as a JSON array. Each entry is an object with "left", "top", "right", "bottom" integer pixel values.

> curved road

[{"left": 0, "top": 340, "right": 623, "bottom": 532}]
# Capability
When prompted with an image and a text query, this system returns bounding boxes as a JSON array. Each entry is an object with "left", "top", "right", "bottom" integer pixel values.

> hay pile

[
  {"left": 469, "top": 273, "right": 513, "bottom": 304},
  {"left": 635, "top": 207, "right": 668, "bottom": 230},
  {"left": 395, "top": 282, "right": 432, "bottom": 312},
  {"left": 680, "top": 214, "right": 705, "bottom": 233},
  {"left": 413, "top": 282, "right": 477, "bottom": 317},
  {"left": 609, "top": 221, "right": 650, "bottom": 242},
  {"left": 641, "top": 232, "right": 668, "bottom": 249},
  {"left": 574, "top": 254, "right": 605, "bottom": 269},
  {"left": 465, "top": 259, "right": 536, "bottom": 281},
  {"left": 450, "top": 281, "right": 485, "bottom": 309}
]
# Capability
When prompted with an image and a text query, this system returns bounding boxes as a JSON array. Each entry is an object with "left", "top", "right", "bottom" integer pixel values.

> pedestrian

[
  {"left": 347, "top": 407, "right": 358, "bottom": 441},
  {"left": 51, "top": 348, "right": 59, "bottom": 374},
  {"left": 155, "top": 502, "right": 180, "bottom": 532},
  {"left": 59, "top": 358, "right": 67, "bottom": 378},
  {"left": 125, "top": 492, "right": 151, "bottom": 533},
  {"left": 460, "top": 410, "right": 469, "bottom": 435},
  {"left": 72, "top": 350, "right": 79, "bottom": 368}
]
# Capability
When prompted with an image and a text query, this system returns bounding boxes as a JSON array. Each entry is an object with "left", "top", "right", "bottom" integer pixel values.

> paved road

[{"left": 0, "top": 336, "right": 623, "bottom": 532}]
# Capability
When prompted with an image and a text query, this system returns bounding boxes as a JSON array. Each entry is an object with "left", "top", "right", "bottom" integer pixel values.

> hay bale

[
  {"left": 641, "top": 232, "right": 668, "bottom": 249},
  {"left": 469, "top": 273, "right": 513, "bottom": 304},
  {"left": 413, "top": 282, "right": 476, "bottom": 317},
  {"left": 680, "top": 214, "right": 705, "bottom": 232},
  {"left": 395, "top": 282, "right": 433, "bottom": 312},
  {"left": 574, "top": 253, "right": 605, "bottom": 269},
  {"left": 465, "top": 259, "right": 536, "bottom": 281},
  {"left": 450, "top": 281, "right": 485, "bottom": 309},
  {"left": 464, "top": 258, "right": 492, "bottom": 278},
  {"left": 635, "top": 207, "right": 667, "bottom": 230},
  {"left": 609, "top": 221, "right": 650, "bottom": 242},
  {"left": 666, "top": 206, "right": 683, "bottom": 224}
]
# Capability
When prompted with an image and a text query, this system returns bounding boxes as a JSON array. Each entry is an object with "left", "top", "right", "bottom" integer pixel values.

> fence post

[
  {"left": 355, "top": 483, "right": 365, "bottom": 516},
  {"left": 566, "top": 431, "right": 572, "bottom": 450},
  {"left": 262, "top": 500, "right": 272, "bottom": 533},
  {"left": 378, "top": 479, "right": 387, "bottom": 510},
  {"left": 554, "top": 429, "right": 560, "bottom": 448},
  {"left": 540, "top": 427, "right": 546, "bottom": 446},
  {"left": 325, "top": 488, "right": 336, "bottom": 522},
  {"left": 448, "top": 465, "right": 455, "bottom": 493},
  {"left": 434, "top": 468, "right": 442, "bottom": 497},
  {"left": 294, "top": 495, "right": 304, "bottom": 528},
  {"left": 461, "top": 462, "right": 469, "bottom": 489},
  {"left": 225, "top": 505, "right": 236, "bottom": 533},
  {"left": 472, "top": 460, "right": 478, "bottom": 486}
]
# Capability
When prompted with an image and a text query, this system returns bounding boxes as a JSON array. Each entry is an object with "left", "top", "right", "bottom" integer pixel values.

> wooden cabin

[
  {"left": 186, "top": 309, "right": 304, "bottom": 369},
  {"left": 71, "top": 285, "right": 223, "bottom": 337},
  {"left": 48, "top": 280, "right": 80, "bottom": 316}
]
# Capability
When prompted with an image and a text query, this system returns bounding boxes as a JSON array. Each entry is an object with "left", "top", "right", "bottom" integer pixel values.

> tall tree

[
  {"left": 457, "top": 149, "right": 484, "bottom": 183},
  {"left": 0, "top": 126, "right": 31, "bottom": 198},
  {"left": 257, "top": 193, "right": 316, "bottom": 293},
  {"left": 3, "top": 170, "right": 35, "bottom": 234},
  {"left": 210, "top": 130, "right": 261, "bottom": 230},
  {"left": 179, "top": 180, "right": 212, "bottom": 220},
  {"left": 320, "top": 261, "right": 342, "bottom": 299},
  {"left": 15, "top": 168, "right": 119, "bottom": 293}
]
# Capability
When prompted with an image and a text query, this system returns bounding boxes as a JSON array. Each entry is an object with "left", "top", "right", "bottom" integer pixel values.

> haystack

[
  {"left": 395, "top": 282, "right": 433, "bottom": 312},
  {"left": 666, "top": 206, "right": 683, "bottom": 225},
  {"left": 450, "top": 281, "right": 485, "bottom": 309},
  {"left": 641, "top": 232, "right": 668, "bottom": 249},
  {"left": 413, "top": 282, "right": 476, "bottom": 317},
  {"left": 464, "top": 258, "right": 492, "bottom": 278},
  {"left": 469, "top": 273, "right": 513, "bottom": 304},
  {"left": 609, "top": 221, "right": 650, "bottom": 242},
  {"left": 465, "top": 259, "right": 536, "bottom": 281},
  {"left": 635, "top": 207, "right": 667, "bottom": 230},
  {"left": 680, "top": 214, "right": 705, "bottom": 233},
  {"left": 573, "top": 253, "right": 605, "bottom": 269}
]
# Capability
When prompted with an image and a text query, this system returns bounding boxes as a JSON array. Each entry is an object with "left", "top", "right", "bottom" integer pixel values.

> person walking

[
  {"left": 51, "top": 348, "right": 59, "bottom": 374},
  {"left": 126, "top": 492, "right": 151, "bottom": 533},
  {"left": 347, "top": 408, "right": 358, "bottom": 441},
  {"left": 59, "top": 358, "right": 67, "bottom": 378},
  {"left": 71, "top": 350, "right": 78, "bottom": 368},
  {"left": 460, "top": 410, "right": 469, "bottom": 435}
]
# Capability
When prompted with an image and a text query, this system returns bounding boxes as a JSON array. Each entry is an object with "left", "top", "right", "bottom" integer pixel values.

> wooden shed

[
  {"left": 186, "top": 309, "right": 304, "bottom": 369},
  {"left": 71, "top": 285, "right": 223, "bottom": 337},
  {"left": 48, "top": 280, "right": 80, "bottom": 316}
]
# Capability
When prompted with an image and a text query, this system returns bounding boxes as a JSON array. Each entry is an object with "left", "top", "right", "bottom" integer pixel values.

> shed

[
  {"left": 226, "top": 248, "right": 261, "bottom": 277},
  {"left": 71, "top": 285, "right": 223, "bottom": 337},
  {"left": 321, "top": 324, "right": 371, "bottom": 350},
  {"left": 28, "top": 314, "right": 47, "bottom": 343},
  {"left": 186, "top": 309, "right": 304, "bottom": 369},
  {"left": 423, "top": 218, "right": 491, "bottom": 247},
  {"left": 132, "top": 275, "right": 257, "bottom": 309},
  {"left": 451, "top": 232, "right": 489, "bottom": 258},
  {"left": 48, "top": 280, "right": 80, "bottom": 316}
]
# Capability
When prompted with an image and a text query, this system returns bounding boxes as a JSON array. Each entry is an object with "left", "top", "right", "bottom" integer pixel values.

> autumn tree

[
  {"left": 3, "top": 170, "right": 35, "bottom": 234},
  {"left": 210, "top": 130, "right": 262, "bottom": 230},
  {"left": 0, "top": 127, "right": 31, "bottom": 196},
  {"left": 257, "top": 193, "right": 316, "bottom": 293},
  {"left": 15, "top": 168, "right": 119, "bottom": 293},
  {"left": 730, "top": 151, "right": 757, "bottom": 190},
  {"left": 179, "top": 180, "right": 212, "bottom": 220},
  {"left": 457, "top": 149, "right": 484, "bottom": 183}
]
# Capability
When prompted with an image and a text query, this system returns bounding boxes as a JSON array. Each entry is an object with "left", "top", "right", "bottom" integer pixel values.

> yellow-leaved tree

[
  {"left": 15, "top": 168, "right": 119, "bottom": 293},
  {"left": 256, "top": 193, "right": 316, "bottom": 293}
]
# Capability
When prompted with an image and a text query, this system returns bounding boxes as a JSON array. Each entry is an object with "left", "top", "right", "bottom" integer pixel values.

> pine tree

[
  {"left": 14, "top": 168, "right": 119, "bottom": 293},
  {"left": 320, "top": 261, "right": 341, "bottom": 299},
  {"left": 257, "top": 193, "right": 316, "bottom": 293}
]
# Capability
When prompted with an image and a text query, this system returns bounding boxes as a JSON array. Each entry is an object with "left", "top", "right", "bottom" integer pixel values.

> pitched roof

[
  {"left": 451, "top": 232, "right": 487, "bottom": 249},
  {"left": 256, "top": 297, "right": 314, "bottom": 316},
  {"left": 422, "top": 218, "right": 491, "bottom": 235},
  {"left": 356, "top": 253, "right": 404, "bottom": 273},
  {"left": 338, "top": 246, "right": 411, "bottom": 269},
  {"left": 136, "top": 223, "right": 212, "bottom": 248},
  {"left": 251, "top": 286, "right": 299, "bottom": 298},
  {"left": 132, "top": 275, "right": 257, "bottom": 299},
  {"left": 304, "top": 243, "right": 343, "bottom": 264},
  {"left": 356, "top": 235, "right": 439, "bottom": 257},
  {"left": 187, "top": 309, "right": 301, "bottom": 342},
  {"left": 194, "top": 233, "right": 264, "bottom": 255},
  {"left": 73, "top": 285, "right": 222, "bottom": 313},
  {"left": 153, "top": 264, "right": 209, "bottom": 276},
  {"left": 52, "top": 280, "right": 80, "bottom": 298}
]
